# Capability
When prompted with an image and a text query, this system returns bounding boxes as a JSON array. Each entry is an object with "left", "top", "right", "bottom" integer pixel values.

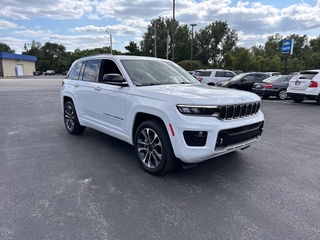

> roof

[{"left": 0, "top": 52, "right": 37, "bottom": 61}]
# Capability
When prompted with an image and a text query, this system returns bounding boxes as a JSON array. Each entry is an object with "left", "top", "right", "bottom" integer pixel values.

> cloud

[{"left": 0, "top": 19, "right": 18, "bottom": 29}]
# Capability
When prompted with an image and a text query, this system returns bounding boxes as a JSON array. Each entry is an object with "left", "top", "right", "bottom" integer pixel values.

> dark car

[
  {"left": 44, "top": 70, "right": 55, "bottom": 76},
  {"left": 62, "top": 71, "right": 68, "bottom": 75},
  {"left": 33, "top": 71, "right": 41, "bottom": 76},
  {"left": 252, "top": 75, "right": 293, "bottom": 100},
  {"left": 216, "top": 72, "right": 269, "bottom": 91}
]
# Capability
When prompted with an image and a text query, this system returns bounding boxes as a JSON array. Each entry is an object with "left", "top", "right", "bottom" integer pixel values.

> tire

[
  {"left": 134, "top": 119, "right": 177, "bottom": 175},
  {"left": 64, "top": 101, "right": 86, "bottom": 134},
  {"left": 277, "top": 89, "right": 287, "bottom": 100},
  {"left": 316, "top": 95, "right": 320, "bottom": 105},
  {"left": 292, "top": 97, "right": 303, "bottom": 103}
]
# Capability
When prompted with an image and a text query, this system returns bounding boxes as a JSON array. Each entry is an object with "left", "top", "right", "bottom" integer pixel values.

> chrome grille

[{"left": 219, "top": 102, "right": 260, "bottom": 120}]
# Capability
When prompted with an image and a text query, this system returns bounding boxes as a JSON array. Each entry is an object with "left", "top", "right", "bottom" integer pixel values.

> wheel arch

[{"left": 132, "top": 113, "right": 167, "bottom": 143}]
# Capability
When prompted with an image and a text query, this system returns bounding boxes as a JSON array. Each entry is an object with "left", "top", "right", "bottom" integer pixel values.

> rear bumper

[{"left": 287, "top": 92, "right": 317, "bottom": 100}]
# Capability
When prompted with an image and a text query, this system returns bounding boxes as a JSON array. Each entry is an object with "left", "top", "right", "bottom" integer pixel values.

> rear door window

[{"left": 82, "top": 60, "right": 101, "bottom": 82}]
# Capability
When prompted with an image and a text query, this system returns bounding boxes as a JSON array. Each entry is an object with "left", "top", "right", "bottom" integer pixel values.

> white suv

[
  {"left": 197, "top": 69, "right": 236, "bottom": 85},
  {"left": 287, "top": 70, "right": 320, "bottom": 104},
  {"left": 60, "top": 55, "right": 264, "bottom": 175}
]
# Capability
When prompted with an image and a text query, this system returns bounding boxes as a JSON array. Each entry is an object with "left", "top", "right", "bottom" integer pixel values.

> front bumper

[{"left": 170, "top": 111, "right": 265, "bottom": 163}]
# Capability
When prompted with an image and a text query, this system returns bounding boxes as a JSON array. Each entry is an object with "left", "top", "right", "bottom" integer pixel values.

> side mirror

[
  {"left": 241, "top": 78, "right": 247, "bottom": 82},
  {"left": 103, "top": 73, "right": 125, "bottom": 83}
]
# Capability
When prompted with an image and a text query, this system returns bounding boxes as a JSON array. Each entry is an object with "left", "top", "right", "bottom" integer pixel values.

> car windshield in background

[
  {"left": 229, "top": 73, "right": 247, "bottom": 81},
  {"left": 263, "top": 76, "right": 280, "bottom": 82},
  {"left": 264, "top": 75, "right": 293, "bottom": 83},
  {"left": 121, "top": 59, "right": 196, "bottom": 86}
]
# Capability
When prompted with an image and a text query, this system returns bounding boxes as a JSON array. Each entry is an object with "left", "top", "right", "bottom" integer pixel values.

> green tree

[
  {"left": 0, "top": 42, "right": 15, "bottom": 53},
  {"left": 234, "top": 49, "right": 250, "bottom": 72},
  {"left": 141, "top": 16, "right": 172, "bottom": 59},
  {"left": 125, "top": 41, "right": 141, "bottom": 55},
  {"left": 195, "top": 20, "right": 238, "bottom": 67},
  {"left": 264, "top": 33, "right": 283, "bottom": 58}
]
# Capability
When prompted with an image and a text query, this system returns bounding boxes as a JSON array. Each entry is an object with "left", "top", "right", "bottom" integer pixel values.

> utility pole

[
  {"left": 190, "top": 24, "right": 197, "bottom": 71},
  {"left": 154, "top": 24, "right": 157, "bottom": 58},
  {"left": 106, "top": 29, "right": 113, "bottom": 54},
  {"left": 172, "top": 0, "right": 175, "bottom": 62}
]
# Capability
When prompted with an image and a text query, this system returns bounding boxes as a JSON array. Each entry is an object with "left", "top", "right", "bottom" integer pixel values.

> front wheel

[
  {"left": 134, "top": 120, "right": 177, "bottom": 175},
  {"left": 277, "top": 89, "right": 287, "bottom": 100},
  {"left": 64, "top": 101, "right": 86, "bottom": 134}
]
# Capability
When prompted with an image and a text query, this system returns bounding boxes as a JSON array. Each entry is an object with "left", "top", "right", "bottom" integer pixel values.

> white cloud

[{"left": 0, "top": 19, "right": 18, "bottom": 29}]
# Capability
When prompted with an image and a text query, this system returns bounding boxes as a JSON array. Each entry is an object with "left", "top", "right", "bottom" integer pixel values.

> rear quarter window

[
  {"left": 199, "top": 71, "right": 212, "bottom": 77},
  {"left": 68, "top": 61, "right": 84, "bottom": 80}
]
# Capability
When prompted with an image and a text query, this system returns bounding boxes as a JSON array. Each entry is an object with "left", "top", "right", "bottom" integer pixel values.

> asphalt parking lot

[{"left": 1, "top": 76, "right": 320, "bottom": 240}]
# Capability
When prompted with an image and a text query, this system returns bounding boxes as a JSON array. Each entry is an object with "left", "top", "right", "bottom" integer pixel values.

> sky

[{"left": 1, "top": 0, "right": 320, "bottom": 54}]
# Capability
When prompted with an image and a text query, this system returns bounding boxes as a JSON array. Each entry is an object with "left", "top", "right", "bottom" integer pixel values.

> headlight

[{"left": 176, "top": 105, "right": 220, "bottom": 117}]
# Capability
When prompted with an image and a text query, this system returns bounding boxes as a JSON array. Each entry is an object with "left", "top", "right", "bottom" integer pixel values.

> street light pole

[
  {"left": 190, "top": 24, "right": 197, "bottom": 71},
  {"left": 105, "top": 30, "right": 113, "bottom": 54},
  {"left": 172, "top": 0, "right": 175, "bottom": 62}
]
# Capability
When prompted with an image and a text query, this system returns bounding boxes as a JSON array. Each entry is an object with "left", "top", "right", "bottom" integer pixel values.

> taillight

[
  {"left": 309, "top": 81, "right": 318, "bottom": 88},
  {"left": 263, "top": 83, "right": 273, "bottom": 89},
  {"left": 198, "top": 77, "right": 203, "bottom": 82}
]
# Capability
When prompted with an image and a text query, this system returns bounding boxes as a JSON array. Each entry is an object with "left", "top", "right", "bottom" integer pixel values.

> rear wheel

[
  {"left": 134, "top": 120, "right": 177, "bottom": 175},
  {"left": 292, "top": 97, "right": 304, "bottom": 103},
  {"left": 277, "top": 89, "right": 287, "bottom": 100},
  {"left": 64, "top": 101, "right": 86, "bottom": 134}
]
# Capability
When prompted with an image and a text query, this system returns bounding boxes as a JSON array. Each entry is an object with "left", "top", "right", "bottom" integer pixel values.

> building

[{"left": 0, "top": 52, "right": 37, "bottom": 77}]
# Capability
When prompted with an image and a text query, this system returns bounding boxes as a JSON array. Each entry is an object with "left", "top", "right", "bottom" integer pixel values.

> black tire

[
  {"left": 276, "top": 89, "right": 287, "bottom": 100},
  {"left": 134, "top": 119, "right": 177, "bottom": 175},
  {"left": 64, "top": 101, "right": 86, "bottom": 134},
  {"left": 292, "top": 97, "right": 303, "bottom": 103},
  {"left": 316, "top": 95, "right": 320, "bottom": 105}
]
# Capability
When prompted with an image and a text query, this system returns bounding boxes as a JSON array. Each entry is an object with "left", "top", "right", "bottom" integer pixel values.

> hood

[{"left": 130, "top": 84, "right": 260, "bottom": 105}]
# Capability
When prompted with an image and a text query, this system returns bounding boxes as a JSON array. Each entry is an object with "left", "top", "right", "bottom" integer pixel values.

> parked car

[
  {"left": 45, "top": 70, "right": 55, "bottom": 76},
  {"left": 252, "top": 75, "right": 293, "bottom": 100},
  {"left": 33, "top": 71, "right": 41, "bottom": 76},
  {"left": 60, "top": 55, "right": 264, "bottom": 175},
  {"left": 216, "top": 72, "right": 270, "bottom": 91},
  {"left": 197, "top": 69, "right": 236, "bottom": 85},
  {"left": 286, "top": 70, "right": 320, "bottom": 104},
  {"left": 233, "top": 70, "right": 244, "bottom": 75},
  {"left": 264, "top": 72, "right": 281, "bottom": 77},
  {"left": 62, "top": 71, "right": 68, "bottom": 75}
]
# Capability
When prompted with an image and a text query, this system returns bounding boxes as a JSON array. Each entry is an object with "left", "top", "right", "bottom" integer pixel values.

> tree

[
  {"left": 195, "top": 20, "right": 238, "bottom": 68},
  {"left": 141, "top": 17, "right": 172, "bottom": 59},
  {"left": 0, "top": 42, "right": 15, "bottom": 53},
  {"left": 234, "top": 49, "right": 250, "bottom": 71},
  {"left": 264, "top": 33, "right": 283, "bottom": 58},
  {"left": 125, "top": 41, "right": 141, "bottom": 55}
]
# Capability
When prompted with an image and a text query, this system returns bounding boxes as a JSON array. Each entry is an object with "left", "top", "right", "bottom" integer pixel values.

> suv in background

[
  {"left": 286, "top": 70, "right": 320, "bottom": 104},
  {"left": 216, "top": 72, "right": 270, "bottom": 91},
  {"left": 197, "top": 69, "right": 236, "bottom": 85}
]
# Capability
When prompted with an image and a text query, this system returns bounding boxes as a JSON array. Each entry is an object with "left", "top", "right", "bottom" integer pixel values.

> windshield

[
  {"left": 121, "top": 59, "right": 197, "bottom": 86},
  {"left": 229, "top": 73, "right": 247, "bottom": 82}
]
